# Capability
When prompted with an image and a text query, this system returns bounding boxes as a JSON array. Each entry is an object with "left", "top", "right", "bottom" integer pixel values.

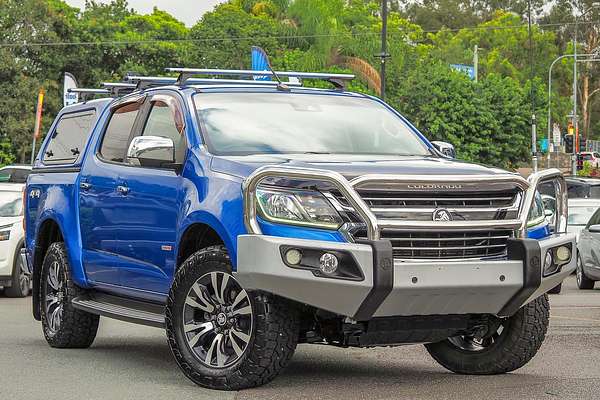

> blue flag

[{"left": 251, "top": 46, "right": 271, "bottom": 81}]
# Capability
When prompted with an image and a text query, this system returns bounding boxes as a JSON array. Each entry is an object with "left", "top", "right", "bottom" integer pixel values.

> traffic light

[
  {"left": 579, "top": 137, "right": 587, "bottom": 152},
  {"left": 564, "top": 134, "right": 573, "bottom": 153}
]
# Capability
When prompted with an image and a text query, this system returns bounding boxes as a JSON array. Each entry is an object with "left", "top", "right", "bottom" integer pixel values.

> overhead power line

[{"left": 0, "top": 20, "right": 597, "bottom": 48}]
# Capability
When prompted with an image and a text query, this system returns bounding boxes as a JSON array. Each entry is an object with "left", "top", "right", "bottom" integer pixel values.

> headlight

[
  {"left": 256, "top": 187, "right": 342, "bottom": 229},
  {"left": 527, "top": 190, "right": 546, "bottom": 227},
  {"left": 0, "top": 229, "right": 10, "bottom": 241}
]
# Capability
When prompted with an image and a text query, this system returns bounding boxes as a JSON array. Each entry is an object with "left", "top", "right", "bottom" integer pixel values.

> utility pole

[
  {"left": 527, "top": 0, "right": 538, "bottom": 172},
  {"left": 569, "top": 2, "right": 600, "bottom": 175},
  {"left": 572, "top": 15, "right": 579, "bottom": 176},
  {"left": 377, "top": 0, "right": 390, "bottom": 101}
]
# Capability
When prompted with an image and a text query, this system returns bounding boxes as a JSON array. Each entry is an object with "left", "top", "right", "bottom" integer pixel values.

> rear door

[
  {"left": 110, "top": 92, "right": 186, "bottom": 295},
  {"left": 79, "top": 97, "right": 145, "bottom": 285}
]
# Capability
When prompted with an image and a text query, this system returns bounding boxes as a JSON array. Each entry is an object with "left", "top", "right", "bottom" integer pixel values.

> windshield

[
  {"left": 194, "top": 92, "right": 431, "bottom": 156},
  {"left": 0, "top": 191, "right": 22, "bottom": 217},
  {"left": 568, "top": 205, "right": 598, "bottom": 226}
]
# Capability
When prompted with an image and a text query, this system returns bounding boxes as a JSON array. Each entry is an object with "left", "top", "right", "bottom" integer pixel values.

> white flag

[{"left": 63, "top": 72, "right": 79, "bottom": 106}]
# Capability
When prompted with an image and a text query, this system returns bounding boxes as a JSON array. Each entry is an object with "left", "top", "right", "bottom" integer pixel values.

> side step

[{"left": 72, "top": 292, "right": 165, "bottom": 328}]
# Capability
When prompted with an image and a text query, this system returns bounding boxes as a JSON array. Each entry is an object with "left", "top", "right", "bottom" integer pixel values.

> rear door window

[{"left": 43, "top": 110, "right": 97, "bottom": 164}]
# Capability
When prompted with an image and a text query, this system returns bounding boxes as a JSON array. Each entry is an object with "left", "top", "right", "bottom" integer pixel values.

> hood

[
  {"left": 210, "top": 153, "right": 512, "bottom": 180},
  {"left": 0, "top": 216, "right": 22, "bottom": 229}
]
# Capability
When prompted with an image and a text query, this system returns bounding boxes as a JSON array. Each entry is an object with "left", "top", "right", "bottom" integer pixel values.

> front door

[
  {"left": 112, "top": 92, "right": 187, "bottom": 295},
  {"left": 79, "top": 98, "right": 144, "bottom": 285}
]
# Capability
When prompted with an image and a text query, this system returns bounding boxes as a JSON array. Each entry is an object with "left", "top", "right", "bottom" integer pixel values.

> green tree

[{"left": 188, "top": 3, "right": 287, "bottom": 70}]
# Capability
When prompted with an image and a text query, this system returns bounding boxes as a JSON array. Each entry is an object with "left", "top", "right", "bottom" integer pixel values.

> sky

[{"left": 64, "top": 0, "right": 226, "bottom": 26}]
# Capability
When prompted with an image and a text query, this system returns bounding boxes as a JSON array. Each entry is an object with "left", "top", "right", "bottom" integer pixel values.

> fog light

[
  {"left": 544, "top": 251, "right": 553, "bottom": 271},
  {"left": 319, "top": 252, "right": 339, "bottom": 275},
  {"left": 556, "top": 246, "right": 571, "bottom": 263},
  {"left": 285, "top": 249, "right": 302, "bottom": 265}
]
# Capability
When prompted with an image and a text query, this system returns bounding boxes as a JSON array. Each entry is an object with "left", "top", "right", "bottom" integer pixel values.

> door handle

[
  {"left": 116, "top": 185, "right": 130, "bottom": 195},
  {"left": 79, "top": 182, "right": 92, "bottom": 190}
]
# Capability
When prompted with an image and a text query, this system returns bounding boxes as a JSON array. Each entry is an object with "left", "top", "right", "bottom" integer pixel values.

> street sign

[
  {"left": 552, "top": 123, "right": 561, "bottom": 146},
  {"left": 450, "top": 64, "right": 475, "bottom": 80}
]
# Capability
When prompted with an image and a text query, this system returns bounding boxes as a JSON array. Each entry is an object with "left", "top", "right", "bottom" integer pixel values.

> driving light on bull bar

[
  {"left": 319, "top": 253, "right": 339, "bottom": 275},
  {"left": 555, "top": 246, "right": 571, "bottom": 263},
  {"left": 285, "top": 249, "right": 303, "bottom": 265}
]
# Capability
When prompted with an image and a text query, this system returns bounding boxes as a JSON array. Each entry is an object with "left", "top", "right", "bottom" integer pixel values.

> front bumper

[{"left": 236, "top": 232, "right": 576, "bottom": 320}]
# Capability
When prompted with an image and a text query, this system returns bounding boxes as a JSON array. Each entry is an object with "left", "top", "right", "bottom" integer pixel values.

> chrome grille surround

[{"left": 242, "top": 167, "right": 568, "bottom": 261}]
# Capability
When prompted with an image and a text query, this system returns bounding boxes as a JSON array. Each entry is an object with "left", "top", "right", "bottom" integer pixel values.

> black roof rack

[
  {"left": 66, "top": 67, "right": 356, "bottom": 104},
  {"left": 67, "top": 83, "right": 136, "bottom": 100},
  {"left": 102, "top": 82, "right": 137, "bottom": 96},
  {"left": 123, "top": 75, "right": 305, "bottom": 89},
  {"left": 67, "top": 87, "right": 111, "bottom": 102},
  {"left": 165, "top": 68, "right": 355, "bottom": 90}
]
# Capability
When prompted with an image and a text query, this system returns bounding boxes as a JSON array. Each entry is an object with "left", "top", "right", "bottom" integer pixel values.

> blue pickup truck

[{"left": 25, "top": 68, "right": 575, "bottom": 390}]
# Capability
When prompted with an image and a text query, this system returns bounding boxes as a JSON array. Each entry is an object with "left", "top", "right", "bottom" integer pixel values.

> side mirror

[
  {"left": 431, "top": 141, "right": 456, "bottom": 158},
  {"left": 127, "top": 136, "right": 175, "bottom": 168},
  {"left": 589, "top": 224, "right": 600, "bottom": 233}
]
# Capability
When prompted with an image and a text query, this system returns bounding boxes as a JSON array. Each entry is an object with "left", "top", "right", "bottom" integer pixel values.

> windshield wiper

[{"left": 302, "top": 151, "right": 331, "bottom": 155}]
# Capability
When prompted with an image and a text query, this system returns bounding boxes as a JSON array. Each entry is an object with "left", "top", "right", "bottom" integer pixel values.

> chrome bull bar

[{"left": 242, "top": 166, "right": 568, "bottom": 240}]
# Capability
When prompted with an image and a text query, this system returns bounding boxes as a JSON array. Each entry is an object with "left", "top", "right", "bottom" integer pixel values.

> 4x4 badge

[{"left": 432, "top": 209, "right": 452, "bottom": 221}]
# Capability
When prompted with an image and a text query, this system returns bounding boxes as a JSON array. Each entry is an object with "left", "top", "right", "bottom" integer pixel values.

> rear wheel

[
  {"left": 576, "top": 255, "right": 595, "bottom": 290},
  {"left": 166, "top": 245, "right": 299, "bottom": 390},
  {"left": 40, "top": 243, "right": 99, "bottom": 348},
  {"left": 5, "top": 247, "right": 30, "bottom": 298},
  {"left": 426, "top": 294, "right": 549, "bottom": 374}
]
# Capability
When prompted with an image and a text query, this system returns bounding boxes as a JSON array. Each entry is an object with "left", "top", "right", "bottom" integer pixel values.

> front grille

[
  {"left": 330, "top": 183, "right": 522, "bottom": 260},
  {"left": 356, "top": 190, "right": 517, "bottom": 209},
  {"left": 383, "top": 230, "right": 511, "bottom": 260}
]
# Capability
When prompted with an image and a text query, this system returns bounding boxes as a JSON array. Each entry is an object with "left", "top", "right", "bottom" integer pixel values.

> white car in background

[
  {"left": 0, "top": 164, "right": 32, "bottom": 184},
  {"left": 567, "top": 199, "right": 600, "bottom": 241},
  {"left": 0, "top": 183, "right": 29, "bottom": 297}
]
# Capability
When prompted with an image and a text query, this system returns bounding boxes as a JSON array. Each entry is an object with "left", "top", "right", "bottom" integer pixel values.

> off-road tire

[
  {"left": 5, "top": 246, "right": 30, "bottom": 297},
  {"left": 576, "top": 255, "right": 595, "bottom": 290},
  {"left": 166, "top": 245, "right": 299, "bottom": 390},
  {"left": 40, "top": 242, "right": 99, "bottom": 348},
  {"left": 547, "top": 283, "right": 562, "bottom": 294},
  {"left": 425, "top": 294, "right": 550, "bottom": 375}
]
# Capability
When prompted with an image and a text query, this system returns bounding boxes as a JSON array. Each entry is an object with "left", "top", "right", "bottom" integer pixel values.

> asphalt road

[{"left": 2, "top": 276, "right": 600, "bottom": 400}]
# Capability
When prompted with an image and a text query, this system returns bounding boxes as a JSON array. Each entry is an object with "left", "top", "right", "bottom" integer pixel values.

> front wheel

[
  {"left": 166, "top": 246, "right": 299, "bottom": 390},
  {"left": 425, "top": 294, "right": 549, "bottom": 375}
]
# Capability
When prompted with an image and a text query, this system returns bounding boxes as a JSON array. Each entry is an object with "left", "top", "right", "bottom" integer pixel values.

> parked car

[
  {"left": 0, "top": 165, "right": 32, "bottom": 184},
  {"left": 575, "top": 206, "right": 600, "bottom": 289},
  {"left": 25, "top": 68, "right": 575, "bottom": 390},
  {"left": 567, "top": 199, "right": 600, "bottom": 241},
  {"left": 0, "top": 183, "right": 29, "bottom": 297},
  {"left": 565, "top": 177, "right": 600, "bottom": 199},
  {"left": 579, "top": 152, "right": 600, "bottom": 168}
]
